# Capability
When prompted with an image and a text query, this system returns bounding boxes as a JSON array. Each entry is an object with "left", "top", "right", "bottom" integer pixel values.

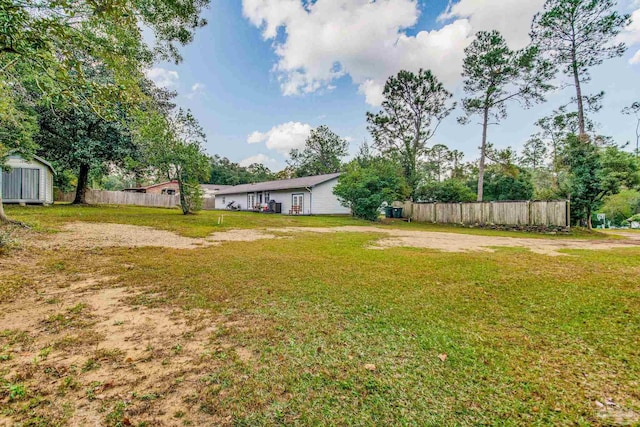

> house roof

[
  {"left": 201, "top": 184, "right": 233, "bottom": 191},
  {"left": 215, "top": 173, "right": 341, "bottom": 195}
]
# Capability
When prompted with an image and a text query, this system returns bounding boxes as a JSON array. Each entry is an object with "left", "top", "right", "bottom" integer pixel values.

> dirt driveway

[{"left": 37, "top": 222, "right": 640, "bottom": 256}]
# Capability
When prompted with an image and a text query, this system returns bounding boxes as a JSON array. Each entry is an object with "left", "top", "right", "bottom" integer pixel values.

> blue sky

[{"left": 148, "top": 0, "right": 640, "bottom": 171}]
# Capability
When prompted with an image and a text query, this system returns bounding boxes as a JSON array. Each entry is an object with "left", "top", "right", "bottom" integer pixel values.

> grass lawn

[
  {"left": 1, "top": 205, "right": 638, "bottom": 426},
  {"left": 5, "top": 203, "right": 614, "bottom": 239}
]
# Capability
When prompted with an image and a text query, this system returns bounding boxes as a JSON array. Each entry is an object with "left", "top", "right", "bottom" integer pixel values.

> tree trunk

[
  {"left": 571, "top": 52, "right": 586, "bottom": 139},
  {"left": 477, "top": 106, "right": 489, "bottom": 202},
  {"left": 0, "top": 196, "right": 9, "bottom": 224},
  {"left": 586, "top": 206, "right": 593, "bottom": 230},
  {"left": 177, "top": 178, "right": 188, "bottom": 215},
  {"left": 0, "top": 195, "right": 29, "bottom": 227},
  {"left": 73, "top": 163, "right": 90, "bottom": 204}
]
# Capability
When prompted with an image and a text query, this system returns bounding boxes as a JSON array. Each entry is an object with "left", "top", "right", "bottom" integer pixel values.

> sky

[{"left": 146, "top": 0, "right": 640, "bottom": 171}]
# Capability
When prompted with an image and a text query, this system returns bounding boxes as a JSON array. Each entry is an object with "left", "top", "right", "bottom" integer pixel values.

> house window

[
  {"left": 264, "top": 192, "right": 270, "bottom": 202},
  {"left": 222, "top": 196, "right": 225, "bottom": 204}
]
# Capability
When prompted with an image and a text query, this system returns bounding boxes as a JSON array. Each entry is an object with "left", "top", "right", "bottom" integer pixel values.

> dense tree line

[
  {"left": 2, "top": 0, "right": 638, "bottom": 228},
  {"left": 333, "top": 0, "right": 640, "bottom": 227}
]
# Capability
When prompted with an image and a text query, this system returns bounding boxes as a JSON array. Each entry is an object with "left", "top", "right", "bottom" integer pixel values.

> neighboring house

[
  {"left": 0, "top": 154, "right": 55, "bottom": 205},
  {"left": 214, "top": 173, "right": 350, "bottom": 215},
  {"left": 201, "top": 184, "right": 232, "bottom": 199},
  {"left": 123, "top": 180, "right": 180, "bottom": 195}
]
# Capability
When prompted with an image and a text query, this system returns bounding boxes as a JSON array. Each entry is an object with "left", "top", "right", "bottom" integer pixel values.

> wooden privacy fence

[
  {"left": 57, "top": 190, "right": 180, "bottom": 209},
  {"left": 398, "top": 200, "right": 569, "bottom": 227}
]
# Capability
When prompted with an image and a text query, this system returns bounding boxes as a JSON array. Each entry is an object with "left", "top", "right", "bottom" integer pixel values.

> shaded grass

[
  {"left": 5, "top": 203, "right": 616, "bottom": 240},
  {"left": 27, "top": 228, "right": 640, "bottom": 425}
]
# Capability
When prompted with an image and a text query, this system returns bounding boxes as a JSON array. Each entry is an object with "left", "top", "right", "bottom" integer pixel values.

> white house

[
  {"left": 214, "top": 173, "right": 350, "bottom": 215},
  {"left": 0, "top": 154, "right": 55, "bottom": 205}
]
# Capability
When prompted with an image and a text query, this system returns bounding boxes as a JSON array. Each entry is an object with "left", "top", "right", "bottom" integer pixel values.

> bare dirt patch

[
  {"left": 0, "top": 271, "right": 256, "bottom": 426},
  {"left": 29, "top": 222, "right": 640, "bottom": 255},
  {"left": 276, "top": 226, "right": 640, "bottom": 256},
  {"left": 37, "top": 222, "right": 277, "bottom": 250}
]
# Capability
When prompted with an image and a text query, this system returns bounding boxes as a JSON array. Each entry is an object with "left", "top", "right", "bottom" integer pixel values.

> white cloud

[
  {"left": 438, "top": 0, "right": 544, "bottom": 49},
  {"left": 145, "top": 67, "right": 179, "bottom": 88},
  {"left": 247, "top": 121, "right": 312, "bottom": 154},
  {"left": 619, "top": 8, "right": 640, "bottom": 43},
  {"left": 242, "top": 0, "right": 548, "bottom": 105},
  {"left": 239, "top": 153, "right": 277, "bottom": 167},
  {"left": 243, "top": 0, "right": 476, "bottom": 105},
  {"left": 186, "top": 82, "right": 206, "bottom": 99},
  {"left": 617, "top": 8, "right": 640, "bottom": 64}
]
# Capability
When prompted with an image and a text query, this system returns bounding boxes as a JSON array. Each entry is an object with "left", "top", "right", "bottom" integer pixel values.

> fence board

[
  {"left": 56, "top": 190, "right": 180, "bottom": 208},
  {"left": 436, "top": 203, "right": 462, "bottom": 224},
  {"left": 403, "top": 200, "right": 568, "bottom": 227}
]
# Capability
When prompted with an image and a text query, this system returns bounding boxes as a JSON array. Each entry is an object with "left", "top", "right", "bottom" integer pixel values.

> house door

[
  {"left": 292, "top": 193, "right": 303, "bottom": 212},
  {"left": 247, "top": 193, "right": 256, "bottom": 209},
  {"left": 2, "top": 168, "right": 40, "bottom": 200}
]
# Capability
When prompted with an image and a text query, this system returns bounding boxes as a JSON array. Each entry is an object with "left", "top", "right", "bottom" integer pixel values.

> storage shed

[{"left": 0, "top": 154, "right": 55, "bottom": 205}]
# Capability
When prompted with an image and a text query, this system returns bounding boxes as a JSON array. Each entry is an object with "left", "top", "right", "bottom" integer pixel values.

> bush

[
  {"left": 416, "top": 179, "right": 475, "bottom": 202},
  {"left": 179, "top": 181, "right": 203, "bottom": 214},
  {"left": 333, "top": 159, "right": 409, "bottom": 221}
]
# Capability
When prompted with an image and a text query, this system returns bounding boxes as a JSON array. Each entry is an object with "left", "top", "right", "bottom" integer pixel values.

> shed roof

[
  {"left": 8, "top": 153, "right": 56, "bottom": 174},
  {"left": 215, "top": 173, "right": 341, "bottom": 195}
]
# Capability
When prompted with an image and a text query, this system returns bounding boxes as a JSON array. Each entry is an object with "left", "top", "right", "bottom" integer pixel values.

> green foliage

[
  {"left": 180, "top": 181, "right": 204, "bottom": 214},
  {"left": 288, "top": 125, "right": 348, "bottom": 177},
  {"left": 0, "top": 0, "right": 209, "bottom": 120},
  {"left": 333, "top": 159, "right": 409, "bottom": 221},
  {"left": 144, "top": 109, "right": 210, "bottom": 215},
  {"left": 520, "top": 137, "right": 548, "bottom": 170},
  {"left": 482, "top": 168, "right": 535, "bottom": 201},
  {"left": 209, "top": 155, "right": 274, "bottom": 185},
  {"left": 531, "top": 0, "right": 630, "bottom": 134},
  {"left": 35, "top": 82, "right": 137, "bottom": 203},
  {"left": 416, "top": 179, "right": 476, "bottom": 203},
  {"left": 563, "top": 135, "right": 640, "bottom": 227},
  {"left": 367, "top": 69, "right": 454, "bottom": 198},
  {"left": 600, "top": 190, "right": 640, "bottom": 225},
  {"left": 460, "top": 30, "right": 552, "bottom": 201}
]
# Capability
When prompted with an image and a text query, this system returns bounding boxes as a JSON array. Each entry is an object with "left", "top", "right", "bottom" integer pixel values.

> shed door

[
  {"left": 1, "top": 168, "right": 40, "bottom": 200},
  {"left": 22, "top": 169, "right": 40, "bottom": 200}
]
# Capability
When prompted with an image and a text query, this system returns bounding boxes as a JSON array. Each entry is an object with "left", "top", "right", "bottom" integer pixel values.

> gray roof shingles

[{"left": 214, "top": 173, "right": 341, "bottom": 195}]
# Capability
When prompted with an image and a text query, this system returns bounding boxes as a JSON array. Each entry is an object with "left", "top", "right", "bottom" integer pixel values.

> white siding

[
  {"left": 214, "top": 192, "right": 246, "bottom": 210},
  {"left": 311, "top": 179, "right": 350, "bottom": 215},
  {"left": 1, "top": 155, "right": 53, "bottom": 204},
  {"left": 215, "top": 178, "right": 349, "bottom": 215}
]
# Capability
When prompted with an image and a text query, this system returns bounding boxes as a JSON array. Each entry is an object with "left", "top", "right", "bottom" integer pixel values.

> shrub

[{"left": 333, "top": 159, "right": 409, "bottom": 221}]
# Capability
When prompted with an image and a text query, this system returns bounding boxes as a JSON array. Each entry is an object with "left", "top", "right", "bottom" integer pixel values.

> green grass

[
  {"left": 1, "top": 205, "right": 638, "bottom": 425},
  {"left": 5, "top": 203, "right": 615, "bottom": 240}
]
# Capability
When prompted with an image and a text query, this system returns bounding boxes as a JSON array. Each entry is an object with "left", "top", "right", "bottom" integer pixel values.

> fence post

[
  {"left": 527, "top": 200, "right": 531, "bottom": 226},
  {"left": 489, "top": 201, "right": 494, "bottom": 225}
]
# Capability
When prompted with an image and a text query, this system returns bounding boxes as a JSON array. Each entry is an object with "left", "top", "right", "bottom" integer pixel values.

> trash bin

[
  {"left": 384, "top": 206, "right": 393, "bottom": 218},
  {"left": 392, "top": 207, "right": 403, "bottom": 218}
]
